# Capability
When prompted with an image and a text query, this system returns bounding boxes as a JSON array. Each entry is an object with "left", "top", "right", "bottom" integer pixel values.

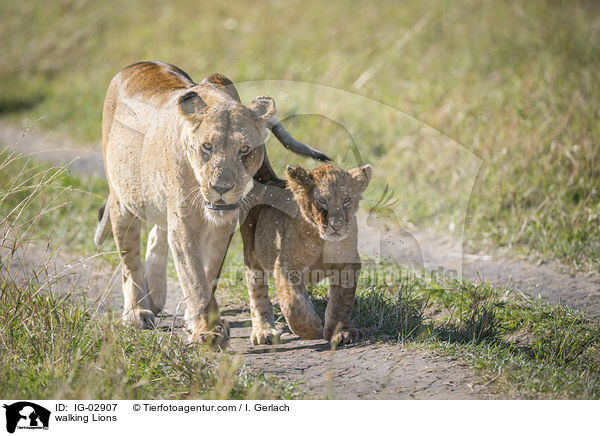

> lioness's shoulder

[{"left": 117, "top": 61, "right": 196, "bottom": 101}]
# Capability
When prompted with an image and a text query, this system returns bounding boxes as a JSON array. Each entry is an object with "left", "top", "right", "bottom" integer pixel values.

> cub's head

[
  {"left": 286, "top": 163, "right": 373, "bottom": 241},
  {"left": 178, "top": 86, "right": 275, "bottom": 224}
]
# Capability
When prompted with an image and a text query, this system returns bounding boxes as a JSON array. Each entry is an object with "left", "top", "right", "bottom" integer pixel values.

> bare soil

[{"left": 1, "top": 241, "right": 495, "bottom": 400}]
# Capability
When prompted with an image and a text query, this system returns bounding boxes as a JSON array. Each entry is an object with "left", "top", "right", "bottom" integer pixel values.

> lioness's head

[
  {"left": 286, "top": 164, "right": 373, "bottom": 241},
  {"left": 178, "top": 86, "right": 275, "bottom": 223}
]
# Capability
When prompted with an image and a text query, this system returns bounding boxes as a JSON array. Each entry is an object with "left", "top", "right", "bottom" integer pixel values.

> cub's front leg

[
  {"left": 274, "top": 263, "right": 322, "bottom": 339},
  {"left": 324, "top": 264, "right": 363, "bottom": 346},
  {"left": 167, "top": 213, "right": 229, "bottom": 347},
  {"left": 245, "top": 267, "right": 280, "bottom": 345}
]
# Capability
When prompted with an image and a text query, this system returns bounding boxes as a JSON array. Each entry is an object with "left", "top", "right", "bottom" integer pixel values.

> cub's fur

[{"left": 240, "top": 163, "right": 372, "bottom": 345}]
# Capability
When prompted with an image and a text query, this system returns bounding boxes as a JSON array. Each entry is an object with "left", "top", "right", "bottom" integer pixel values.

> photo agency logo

[{"left": 2, "top": 402, "right": 50, "bottom": 433}]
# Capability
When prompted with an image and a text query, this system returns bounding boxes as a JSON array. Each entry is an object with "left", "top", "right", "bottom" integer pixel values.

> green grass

[
  {"left": 308, "top": 265, "right": 600, "bottom": 399},
  {"left": 0, "top": 153, "right": 299, "bottom": 399},
  {"left": 423, "top": 279, "right": 600, "bottom": 399},
  {"left": 306, "top": 261, "right": 600, "bottom": 398},
  {"left": 1, "top": 153, "right": 599, "bottom": 399},
  {"left": 1, "top": 0, "right": 600, "bottom": 270},
  {"left": 0, "top": 157, "right": 106, "bottom": 255},
  {"left": 0, "top": 279, "right": 298, "bottom": 399}
]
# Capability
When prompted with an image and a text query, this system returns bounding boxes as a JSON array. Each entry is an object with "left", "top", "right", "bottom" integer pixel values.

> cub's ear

[
  {"left": 285, "top": 165, "right": 314, "bottom": 189},
  {"left": 178, "top": 91, "right": 207, "bottom": 116},
  {"left": 349, "top": 164, "right": 373, "bottom": 192},
  {"left": 248, "top": 96, "right": 276, "bottom": 122}
]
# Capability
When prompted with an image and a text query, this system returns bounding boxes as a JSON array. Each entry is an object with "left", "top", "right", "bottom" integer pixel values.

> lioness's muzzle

[{"left": 205, "top": 201, "right": 240, "bottom": 211}]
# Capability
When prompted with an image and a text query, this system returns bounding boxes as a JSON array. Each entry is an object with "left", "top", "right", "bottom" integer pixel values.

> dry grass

[{"left": 1, "top": 0, "right": 599, "bottom": 269}]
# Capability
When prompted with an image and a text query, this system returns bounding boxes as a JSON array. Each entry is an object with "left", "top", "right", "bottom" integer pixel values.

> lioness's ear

[
  {"left": 349, "top": 164, "right": 373, "bottom": 192},
  {"left": 178, "top": 91, "right": 207, "bottom": 116},
  {"left": 248, "top": 96, "right": 276, "bottom": 122},
  {"left": 285, "top": 165, "right": 314, "bottom": 189}
]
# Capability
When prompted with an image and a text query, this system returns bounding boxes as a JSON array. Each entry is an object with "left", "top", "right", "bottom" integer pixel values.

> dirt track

[
  {"left": 1, "top": 121, "right": 598, "bottom": 399},
  {"left": 2, "top": 241, "right": 495, "bottom": 400}
]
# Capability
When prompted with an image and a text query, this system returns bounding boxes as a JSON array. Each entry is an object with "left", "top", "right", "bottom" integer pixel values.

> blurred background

[{"left": 1, "top": 0, "right": 599, "bottom": 270}]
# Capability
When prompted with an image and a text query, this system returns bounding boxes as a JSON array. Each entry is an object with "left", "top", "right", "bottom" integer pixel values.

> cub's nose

[
  {"left": 328, "top": 218, "right": 344, "bottom": 232},
  {"left": 211, "top": 183, "right": 234, "bottom": 194}
]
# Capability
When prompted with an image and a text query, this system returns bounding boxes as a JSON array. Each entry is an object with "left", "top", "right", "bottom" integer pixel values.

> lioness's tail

[
  {"left": 252, "top": 118, "right": 331, "bottom": 188},
  {"left": 267, "top": 118, "right": 331, "bottom": 162},
  {"left": 94, "top": 195, "right": 111, "bottom": 246}
]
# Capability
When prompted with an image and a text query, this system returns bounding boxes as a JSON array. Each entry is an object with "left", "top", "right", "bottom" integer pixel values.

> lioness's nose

[{"left": 211, "top": 183, "right": 234, "bottom": 194}]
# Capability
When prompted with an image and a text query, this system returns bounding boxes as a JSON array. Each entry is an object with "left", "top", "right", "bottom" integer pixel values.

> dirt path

[
  {"left": 1, "top": 241, "right": 495, "bottom": 399},
  {"left": 1, "top": 121, "right": 597, "bottom": 399},
  {"left": 228, "top": 316, "right": 493, "bottom": 399}
]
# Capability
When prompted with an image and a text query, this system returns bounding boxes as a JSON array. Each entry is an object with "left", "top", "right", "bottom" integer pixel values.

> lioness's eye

[
  {"left": 240, "top": 145, "right": 250, "bottom": 155},
  {"left": 343, "top": 197, "right": 351, "bottom": 206},
  {"left": 202, "top": 143, "right": 212, "bottom": 153}
]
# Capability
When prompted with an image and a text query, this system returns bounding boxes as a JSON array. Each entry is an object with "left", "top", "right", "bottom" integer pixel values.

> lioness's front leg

[
  {"left": 274, "top": 263, "right": 322, "bottom": 339},
  {"left": 167, "top": 215, "right": 229, "bottom": 346},
  {"left": 324, "top": 264, "right": 362, "bottom": 346},
  {"left": 201, "top": 226, "right": 237, "bottom": 341}
]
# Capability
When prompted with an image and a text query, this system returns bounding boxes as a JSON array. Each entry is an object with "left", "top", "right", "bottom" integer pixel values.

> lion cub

[{"left": 240, "top": 163, "right": 372, "bottom": 345}]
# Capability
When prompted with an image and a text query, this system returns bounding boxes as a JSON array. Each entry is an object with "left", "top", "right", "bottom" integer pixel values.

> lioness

[
  {"left": 240, "top": 163, "right": 372, "bottom": 345},
  {"left": 94, "top": 61, "right": 328, "bottom": 345}
]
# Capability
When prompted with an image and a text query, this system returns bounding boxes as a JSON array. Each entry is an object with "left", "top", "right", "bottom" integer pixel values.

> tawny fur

[
  {"left": 98, "top": 61, "right": 279, "bottom": 346},
  {"left": 240, "top": 163, "right": 372, "bottom": 345}
]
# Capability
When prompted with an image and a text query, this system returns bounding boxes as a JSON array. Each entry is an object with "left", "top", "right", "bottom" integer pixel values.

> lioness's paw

[
  {"left": 123, "top": 308, "right": 157, "bottom": 330},
  {"left": 250, "top": 324, "right": 281, "bottom": 345},
  {"left": 188, "top": 321, "right": 230, "bottom": 350},
  {"left": 324, "top": 324, "right": 362, "bottom": 346}
]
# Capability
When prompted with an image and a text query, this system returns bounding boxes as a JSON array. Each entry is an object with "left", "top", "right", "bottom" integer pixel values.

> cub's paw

[
  {"left": 250, "top": 324, "right": 281, "bottom": 345},
  {"left": 324, "top": 323, "right": 363, "bottom": 347},
  {"left": 123, "top": 308, "right": 157, "bottom": 330},
  {"left": 188, "top": 321, "right": 230, "bottom": 350}
]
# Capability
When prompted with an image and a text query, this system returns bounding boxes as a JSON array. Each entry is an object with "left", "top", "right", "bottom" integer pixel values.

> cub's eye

[
  {"left": 317, "top": 197, "right": 328, "bottom": 209},
  {"left": 239, "top": 145, "right": 251, "bottom": 155},
  {"left": 202, "top": 143, "right": 213, "bottom": 153},
  {"left": 343, "top": 197, "right": 351, "bottom": 206}
]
